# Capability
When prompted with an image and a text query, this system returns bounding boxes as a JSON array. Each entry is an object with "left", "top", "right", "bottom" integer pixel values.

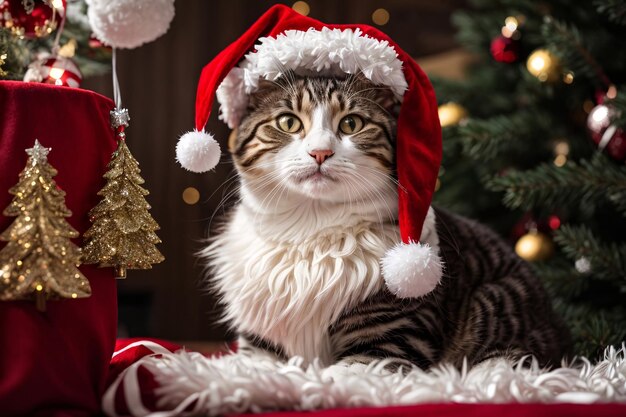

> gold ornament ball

[
  {"left": 292, "top": 1, "right": 310, "bottom": 16},
  {"left": 515, "top": 231, "right": 554, "bottom": 262},
  {"left": 438, "top": 102, "right": 468, "bottom": 127},
  {"left": 372, "top": 8, "right": 390, "bottom": 26},
  {"left": 526, "top": 49, "right": 560, "bottom": 82}
]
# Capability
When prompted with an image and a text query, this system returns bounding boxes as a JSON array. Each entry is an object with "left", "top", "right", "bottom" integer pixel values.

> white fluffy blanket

[{"left": 103, "top": 344, "right": 626, "bottom": 416}]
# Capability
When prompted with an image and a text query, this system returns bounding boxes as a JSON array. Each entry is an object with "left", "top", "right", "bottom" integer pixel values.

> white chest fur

[
  {"left": 206, "top": 201, "right": 398, "bottom": 364},
  {"left": 205, "top": 199, "right": 438, "bottom": 365}
]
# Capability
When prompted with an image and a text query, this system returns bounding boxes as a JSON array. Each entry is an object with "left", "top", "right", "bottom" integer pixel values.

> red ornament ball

[
  {"left": 0, "top": 0, "right": 64, "bottom": 39},
  {"left": 587, "top": 103, "right": 626, "bottom": 162},
  {"left": 490, "top": 35, "right": 520, "bottom": 63},
  {"left": 548, "top": 215, "right": 561, "bottom": 230},
  {"left": 23, "top": 54, "right": 82, "bottom": 88}
]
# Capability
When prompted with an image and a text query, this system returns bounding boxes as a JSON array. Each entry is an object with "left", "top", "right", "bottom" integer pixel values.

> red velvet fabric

[
  {"left": 193, "top": 4, "right": 442, "bottom": 244},
  {"left": 0, "top": 81, "right": 118, "bottom": 416}
]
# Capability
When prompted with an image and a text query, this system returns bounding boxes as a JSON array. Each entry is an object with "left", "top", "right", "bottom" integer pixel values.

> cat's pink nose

[{"left": 309, "top": 149, "right": 334, "bottom": 165}]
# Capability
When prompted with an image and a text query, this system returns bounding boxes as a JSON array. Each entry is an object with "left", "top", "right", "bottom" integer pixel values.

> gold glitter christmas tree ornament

[
  {"left": 0, "top": 53, "right": 7, "bottom": 78},
  {"left": 82, "top": 108, "right": 164, "bottom": 279},
  {"left": 0, "top": 140, "right": 91, "bottom": 312}
]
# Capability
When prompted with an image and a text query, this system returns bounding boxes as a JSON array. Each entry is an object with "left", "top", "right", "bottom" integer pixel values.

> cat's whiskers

[
  {"left": 249, "top": 173, "right": 287, "bottom": 209},
  {"left": 207, "top": 158, "right": 299, "bottom": 226},
  {"left": 348, "top": 164, "right": 406, "bottom": 204},
  {"left": 271, "top": 61, "right": 299, "bottom": 98},
  {"left": 208, "top": 182, "right": 241, "bottom": 229},
  {"left": 269, "top": 175, "right": 292, "bottom": 221},
  {"left": 340, "top": 168, "right": 356, "bottom": 224},
  {"left": 345, "top": 85, "right": 396, "bottom": 115},
  {"left": 342, "top": 175, "right": 377, "bottom": 225},
  {"left": 342, "top": 72, "right": 361, "bottom": 97},
  {"left": 251, "top": 176, "right": 290, "bottom": 232},
  {"left": 350, "top": 170, "right": 399, "bottom": 219},
  {"left": 331, "top": 159, "right": 396, "bottom": 201},
  {"left": 355, "top": 95, "right": 394, "bottom": 117},
  {"left": 356, "top": 165, "right": 402, "bottom": 189},
  {"left": 205, "top": 171, "right": 240, "bottom": 212},
  {"left": 360, "top": 179, "right": 395, "bottom": 226},
  {"left": 342, "top": 169, "right": 395, "bottom": 227}
]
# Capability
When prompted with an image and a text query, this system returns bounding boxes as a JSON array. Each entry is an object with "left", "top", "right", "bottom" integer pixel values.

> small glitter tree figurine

[
  {"left": 82, "top": 108, "right": 164, "bottom": 278},
  {"left": 0, "top": 140, "right": 91, "bottom": 312}
]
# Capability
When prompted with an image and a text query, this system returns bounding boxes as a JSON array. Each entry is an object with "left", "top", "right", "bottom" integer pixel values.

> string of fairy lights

[{"left": 181, "top": 1, "right": 393, "bottom": 206}]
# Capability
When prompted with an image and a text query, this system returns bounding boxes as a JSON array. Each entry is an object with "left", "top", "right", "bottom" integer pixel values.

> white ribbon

[
  {"left": 112, "top": 48, "right": 122, "bottom": 109},
  {"left": 102, "top": 340, "right": 176, "bottom": 417},
  {"left": 598, "top": 124, "right": 617, "bottom": 151}
]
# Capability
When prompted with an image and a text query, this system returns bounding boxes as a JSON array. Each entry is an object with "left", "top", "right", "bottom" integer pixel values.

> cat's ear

[{"left": 248, "top": 78, "right": 282, "bottom": 109}]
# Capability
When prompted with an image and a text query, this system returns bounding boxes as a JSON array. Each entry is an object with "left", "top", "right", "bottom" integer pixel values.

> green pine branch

[
  {"left": 452, "top": 10, "right": 504, "bottom": 54},
  {"left": 533, "top": 261, "right": 588, "bottom": 300},
  {"left": 606, "top": 87, "right": 626, "bottom": 129},
  {"left": 487, "top": 154, "right": 626, "bottom": 216},
  {"left": 456, "top": 111, "right": 552, "bottom": 161},
  {"left": 550, "top": 297, "right": 626, "bottom": 358},
  {"left": 554, "top": 224, "right": 626, "bottom": 283},
  {"left": 594, "top": 0, "right": 626, "bottom": 25},
  {"left": 0, "top": 29, "right": 31, "bottom": 80},
  {"left": 569, "top": 308, "right": 626, "bottom": 358},
  {"left": 541, "top": 17, "right": 610, "bottom": 88}
]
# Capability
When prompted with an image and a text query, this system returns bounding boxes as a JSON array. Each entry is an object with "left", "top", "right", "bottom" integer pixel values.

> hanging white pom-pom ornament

[
  {"left": 176, "top": 130, "right": 221, "bottom": 173},
  {"left": 85, "top": 0, "right": 175, "bottom": 49}
]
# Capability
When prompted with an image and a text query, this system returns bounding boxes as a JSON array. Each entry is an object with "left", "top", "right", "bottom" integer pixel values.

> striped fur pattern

[
  {"left": 231, "top": 73, "right": 395, "bottom": 175},
  {"left": 330, "top": 208, "right": 570, "bottom": 369},
  {"left": 205, "top": 74, "right": 569, "bottom": 370}
]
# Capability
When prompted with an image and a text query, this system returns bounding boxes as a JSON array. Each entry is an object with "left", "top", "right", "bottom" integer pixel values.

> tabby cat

[{"left": 203, "top": 72, "right": 570, "bottom": 370}]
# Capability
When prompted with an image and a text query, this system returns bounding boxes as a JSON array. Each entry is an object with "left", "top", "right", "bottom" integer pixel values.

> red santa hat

[{"left": 176, "top": 4, "right": 443, "bottom": 298}]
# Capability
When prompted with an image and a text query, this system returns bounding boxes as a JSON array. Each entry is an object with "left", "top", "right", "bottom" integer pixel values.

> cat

[{"left": 203, "top": 72, "right": 570, "bottom": 370}]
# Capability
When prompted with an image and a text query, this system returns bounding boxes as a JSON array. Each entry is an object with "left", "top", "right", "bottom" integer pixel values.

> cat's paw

[
  {"left": 322, "top": 362, "right": 371, "bottom": 381},
  {"left": 236, "top": 337, "right": 283, "bottom": 363},
  {"left": 322, "top": 356, "right": 399, "bottom": 382}
]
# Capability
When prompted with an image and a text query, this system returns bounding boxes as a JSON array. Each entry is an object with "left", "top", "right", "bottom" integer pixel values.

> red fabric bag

[{"left": 0, "top": 81, "right": 118, "bottom": 416}]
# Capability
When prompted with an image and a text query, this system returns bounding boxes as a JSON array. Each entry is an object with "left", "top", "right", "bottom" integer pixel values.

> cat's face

[{"left": 230, "top": 74, "right": 397, "bottom": 205}]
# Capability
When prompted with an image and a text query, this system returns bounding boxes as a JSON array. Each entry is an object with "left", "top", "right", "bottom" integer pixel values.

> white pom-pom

[
  {"left": 176, "top": 130, "right": 221, "bottom": 173},
  {"left": 381, "top": 241, "right": 443, "bottom": 298},
  {"left": 86, "top": 0, "right": 175, "bottom": 49}
]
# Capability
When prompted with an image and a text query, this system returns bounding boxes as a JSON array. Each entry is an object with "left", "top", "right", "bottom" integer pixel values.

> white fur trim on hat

[
  {"left": 216, "top": 27, "right": 409, "bottom": 129},
  {"left": 381, "top": 241, "right": 443, "bottom": 298},
  {"left": 176, "top": 130, "right": 221, "bottom": 173}
]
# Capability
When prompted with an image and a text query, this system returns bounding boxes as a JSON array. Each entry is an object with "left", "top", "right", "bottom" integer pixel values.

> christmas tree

[
  {"left": 0, "top": 0, "right": 110, "bottom": 80},
  {"left": 432, "top": 0, "right": 626, "bottom": 357},
  {"left": 82, "top": 127, "right": 164, "bottom": 279},
  {"left": 0, "top": 140, "right": 91, "bottom": 312}
]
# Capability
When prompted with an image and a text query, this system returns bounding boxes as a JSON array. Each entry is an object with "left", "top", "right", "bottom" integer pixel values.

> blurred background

[{"left": 83, "top": 0, "right": 469, "bottom": 343}]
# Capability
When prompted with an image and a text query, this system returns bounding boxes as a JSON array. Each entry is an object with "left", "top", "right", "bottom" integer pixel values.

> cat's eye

[
  {"left": 339, "top": 115, "right": 364, "bottom": 134},
  {"left": 276, "top": 114, "right": 302, "bottom": 133}
]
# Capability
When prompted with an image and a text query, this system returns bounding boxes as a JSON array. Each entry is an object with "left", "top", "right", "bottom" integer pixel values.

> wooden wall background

[{"left": 83, "top": 0, "right": 466, "bottom": 342}]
